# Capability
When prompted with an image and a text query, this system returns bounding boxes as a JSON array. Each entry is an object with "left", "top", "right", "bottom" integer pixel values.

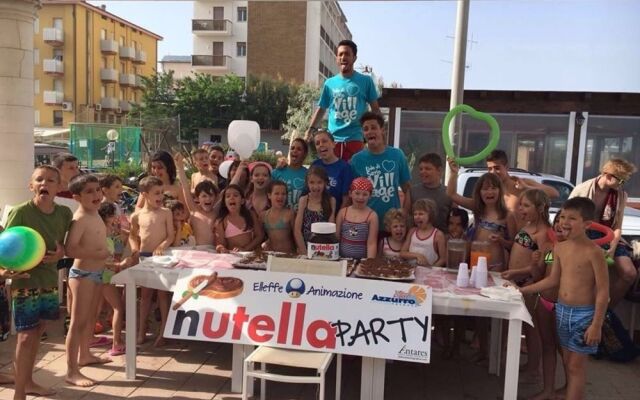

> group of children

[{"left": 0, "top": 140, "right": 632, "bottom": 400}]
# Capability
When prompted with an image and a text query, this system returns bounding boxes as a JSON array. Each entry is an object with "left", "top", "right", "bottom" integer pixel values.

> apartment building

[
  {"left": 191, "top": 1, "right": 351, "bottom": 85},
  {"left": 34, "top": 0, "right": 161, "bottom": 128}
]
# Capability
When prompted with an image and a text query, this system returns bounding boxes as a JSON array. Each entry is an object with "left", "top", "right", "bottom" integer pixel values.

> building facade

[
  {"left": 34, "top": 0, "right": 161, "bottom": 128},
  {"left": 191, "top": 0, "right": 351, "bottom": 85}
]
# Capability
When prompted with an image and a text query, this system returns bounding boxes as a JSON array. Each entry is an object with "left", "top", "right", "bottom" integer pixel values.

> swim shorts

[
  {"left": 12, "top": 287, "right": 59, "bottom": 332},
  {"left": 555, "top": 301, "right": 598, "bottom": 354}
]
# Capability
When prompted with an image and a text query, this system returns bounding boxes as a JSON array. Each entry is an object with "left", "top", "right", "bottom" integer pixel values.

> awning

[{"left": 34, "top": 127, "right": 70, "bottom": 137}]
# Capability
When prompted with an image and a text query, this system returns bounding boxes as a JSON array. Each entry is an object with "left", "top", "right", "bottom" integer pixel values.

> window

[
  {"left": 53, "top": 48, "right": 63, "bottom": 61},
  {"left": 34, "top": 79, "right": 39, "bottom": 95},
  {"left": 131, "top": 40, "right": 137, "bottom": 50},
  {"left": 119, "top": 88, "right": 124, "bottom": 100},
  {"left": 237, "top": 7, "right": 247, "bottom": 22},
  {"left": 100, "top": 29, "right": 107, "bottom": 40},
  {"left": 33, "top": 48, "right": 39, "bottom": 65},
  {"left": 101, "top": 57, "right": 107, "bottom": 68},
  {"left": 53, "top": 79, "right": 63, "bottom": 92},
  {"left": 53, "top": 110, "right": 63, "bottom": 127},
  {"left": 119, "top": 36, "right": 125, "bottom": 46},
  {"left": 53, "top": 18, "right": 63, "bottom": 30},
  {"left": 236, "top": 42, "right": 246, "bottom": 57},
  {"left": 34, "top": 110, "right": 40, "bottom": 126},
  {"left": 34, "top": 17, "right": 39, "bottom": 33},
  {"left": 120, "top": 61, "right": 125, "bottom": 73}
]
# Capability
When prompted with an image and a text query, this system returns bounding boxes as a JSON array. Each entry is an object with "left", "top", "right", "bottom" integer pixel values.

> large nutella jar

[{"left": 307, "top": 222, "right": 339, "bottom": 260}]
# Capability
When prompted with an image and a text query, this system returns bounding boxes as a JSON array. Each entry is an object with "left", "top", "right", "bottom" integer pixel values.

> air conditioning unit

[
  {"left": 116, "top": 107, "right": 122, "bottom": 114},
  {"left": 95, "top": 104, "right": 102, "bottom": 111},
  {"left": 61, "top": 101, "right": 73, "bottom": 112}
]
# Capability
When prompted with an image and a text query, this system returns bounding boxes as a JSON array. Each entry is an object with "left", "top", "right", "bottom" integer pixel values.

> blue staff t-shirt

[
  {"left": 350, "top": 147, "right": 411, "bottom": 223},
  {"left": 311, "top": 158, "right": 353, "bottom": 211},
  {"left": 318, "top": 71, "right": 379, "bottom": 143},
  {"left": 271, "top": 166, "right": 307, "bottom": 209}
]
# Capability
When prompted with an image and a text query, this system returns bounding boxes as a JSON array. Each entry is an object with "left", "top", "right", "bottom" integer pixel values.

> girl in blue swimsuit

[{"left": 260, "top": 181, "right": 295, "bottom": 253}]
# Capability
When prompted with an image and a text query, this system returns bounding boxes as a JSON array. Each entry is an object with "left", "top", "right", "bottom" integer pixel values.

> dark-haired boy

[
  {"left": 129, "top": 176, "right": 174, "bottom": 346},
  {"left": 208, "top": 145, "right": 227, "bottom": 189},
  {"left": 350, "top": 112, "right": 411, "bottom": 226},
  {"left": 520, "top": 197, "right": 609, "bottom": 400},
  {"left": 306, "top": 39, "right": 380, "bottom": 161},
  {"left": 190, "top": 148, "right": 216, "bottom": 192},
  {"left": 52, "top": 153, "right": 80, "bottom": 200},
  {"left": 410, "top": 153, "right": 452, "bottom": 232},
  {"left": 6, "top": 166, "right": 72, "bottom": 399},
  {"left": 64, "top": 174, "right": 112, "bottom": 387}
]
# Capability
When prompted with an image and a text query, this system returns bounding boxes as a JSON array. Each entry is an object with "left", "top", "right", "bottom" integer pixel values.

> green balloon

[{"left": 442, "top": 104, "right": 501, "bottom": 166}]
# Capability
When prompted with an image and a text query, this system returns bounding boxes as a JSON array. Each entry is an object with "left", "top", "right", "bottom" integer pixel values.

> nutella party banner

[{"left": 165, "top": 268, "right": 433, "bottom": 363}]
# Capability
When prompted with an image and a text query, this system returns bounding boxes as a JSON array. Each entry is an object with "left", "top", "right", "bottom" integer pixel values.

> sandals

[
  {"left": 108, "top": 345, "right": 126, "bottom": 356},
  {"left": 89, "top": 336, "right": 113, "bottom": 348}
]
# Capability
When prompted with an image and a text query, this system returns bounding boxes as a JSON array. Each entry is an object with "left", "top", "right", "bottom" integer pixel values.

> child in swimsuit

[
  {"left": 502, "top": 189, "right": 553, "bottom": 384},
  {"left": 401, "top": 198, "right": 446, "bottom": 267},
  {"left": 215, "top": 184, "right": 264, "bottom": 252},
  {"left": 336, "top": 177, "right": 379, "bottom": 259},
  {"left": 294, "top": 166, "right": 336, "bottom": 255},
  {"left": 245, "top": 162, "right": 272, "bottom": 213},
  {"left": 260, "top": 180, "right": 295, "bottom": 253},
  {"left": 379, "top": 209, "right": 407, "bottom": 258}
]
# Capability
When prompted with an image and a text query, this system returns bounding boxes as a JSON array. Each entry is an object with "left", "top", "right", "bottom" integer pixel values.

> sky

[{"left": 89, "top": 0, "right": 640, "bottom": 93}]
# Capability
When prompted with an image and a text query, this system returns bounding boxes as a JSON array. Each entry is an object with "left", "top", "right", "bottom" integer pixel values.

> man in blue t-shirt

[
  {"left": 350, "top": 112, "right": 411, "bottom": 226},
  {"left": 305, "top": 40, "right": 380, "bottom": 162}
]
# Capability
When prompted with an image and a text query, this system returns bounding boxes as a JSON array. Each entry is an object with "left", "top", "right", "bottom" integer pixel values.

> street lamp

[{"left": 106, "top": 129, "right": 119, "bottom": 168}]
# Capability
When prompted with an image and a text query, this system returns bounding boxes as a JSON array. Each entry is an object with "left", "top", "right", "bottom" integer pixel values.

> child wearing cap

[{"left": 336, "top": 177, "right": 379, "bottom": 259}]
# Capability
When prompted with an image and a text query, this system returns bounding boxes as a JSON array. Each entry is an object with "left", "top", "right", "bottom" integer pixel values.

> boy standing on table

[
  {"left": 519, "top": 197, "right": 609, "bottom": 400},
  {"left": 64, "top": 174, "right": 112, "bottom": 387},
  {"left": 5, "top": 166, "right": 72, "bottom": 400},
  {"left": 129, "top": 176, "right": 175, "bottom": 347}
]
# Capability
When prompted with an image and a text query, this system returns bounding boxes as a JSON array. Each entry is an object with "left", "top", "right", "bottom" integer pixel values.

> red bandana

[{"left": 350, "top": 177, "right": 373, "bottom": 193}]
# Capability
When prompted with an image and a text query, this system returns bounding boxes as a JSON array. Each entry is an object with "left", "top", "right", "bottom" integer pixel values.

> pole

[{"left": 446, "top": 0, "right": 470, "bottom": 181}]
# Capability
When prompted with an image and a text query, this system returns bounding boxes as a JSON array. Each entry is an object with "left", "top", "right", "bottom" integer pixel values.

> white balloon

[
  {"left": 234, "top": 131, "right": 257, "bottom": 160},
  {"left": 228, "top": 120, "right": 260, "bottom": 151},
  {"left": 219, "top": 159, "right": 234, "bottom": 180}
]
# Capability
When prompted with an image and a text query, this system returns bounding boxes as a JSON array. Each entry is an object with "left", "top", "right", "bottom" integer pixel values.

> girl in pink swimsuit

[{"left": 214, "top": 184, "right": 264, "bottom": 252}]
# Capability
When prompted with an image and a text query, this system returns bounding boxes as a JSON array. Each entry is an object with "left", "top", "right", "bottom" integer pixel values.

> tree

[{"left": 282, "top": 84, "right": 321, "bottom": 141}]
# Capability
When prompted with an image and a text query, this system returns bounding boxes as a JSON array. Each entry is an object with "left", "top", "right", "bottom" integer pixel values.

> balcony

[
  {"left": 43, "top": 27, "right": 64, "bottom": 47},
  {"left": 100, "top": 39, "right": 119, "bottom": 55},
  {"left": 100, "top": 68, "right": 118, "bottom": 83},
  {"left": 191, "top": 55, "right": 231, "bottom": 71},
  {"left": 192, "top": 19, "right": 232, "bottom": 36},
  {"left": 43, "top": 59, "right": 64, "bottom": 76},
  {"left": 134, "top": 75, "right": 144, "bottom": 89},
  {"left": 43, "top": 90, "right": 64, "bottom": 105},
  {"left": 119, "top": 46, "right": 136, "bottom": 60},
  {"left": 132, "top": 50, "right": 147, "bottom": 64},
  {"left": 100, "top": 97, "right": 119, "bottom": 110},
  {"left": 119, "top": 73, "right": 136, "bottom": 87},
  {"left": 119, "top": 100, "right": 132, "bottom": 112}
]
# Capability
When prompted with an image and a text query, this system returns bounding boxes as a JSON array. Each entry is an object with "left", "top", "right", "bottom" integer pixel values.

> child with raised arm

[
  {"left": 214, "top": 184, "right": 265, "bottom": 253},
  {"left": 336, "top": 177, "right": 379, "bottom": 259},
  {"left": 175, "top": 153, "right": 218, "bottom": 246},
  {"left": 261, "top": 180, "right": 296, "bottom": 253},
  {"left": 190, "top": 148, "right": 216, "bottom": 192},
  {"left": 379, "top": 209, "right": 407, "bottom": 258},
  {"left": 519, "top": 197, "right": 609, "bottom": 400},
  {"left": 294, "top": 166, "right": 337, "bottom": 254},
  {"left": 401, "top": 198, "right": 446, "bottom": 267},
  {"left": 6, "top": 166, "right": 72, "bottom": 400},
  {"left": 129, "top": 176, "right": 175, "bottom": 346},
  {"left": 64, "top": 174, "right": 112, "bottom": 387}
]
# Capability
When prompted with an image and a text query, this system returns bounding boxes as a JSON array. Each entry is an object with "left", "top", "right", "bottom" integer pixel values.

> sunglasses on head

[{"left": 605, "top": 172, "right": 625, "bottom": 185}]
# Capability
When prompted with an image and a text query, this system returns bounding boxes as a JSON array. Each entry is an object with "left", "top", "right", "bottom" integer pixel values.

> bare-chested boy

[
  {"left": 129, "top": 176, "right": 175, "bottom": 346},
  {"left": 175, "top": 153, "right": 218, "bottom": 246},
  {"left": 5, "top": 166, "right": 72, "bottom": 400},
  {"left": 520, "top": 197, "right": 609, "bottom": 400},
  {"left": 189, "top": 148, "right": 216, "bottom": 192},
  {"left": 64, "top": 174, "right": 112, "bottom": 387}
]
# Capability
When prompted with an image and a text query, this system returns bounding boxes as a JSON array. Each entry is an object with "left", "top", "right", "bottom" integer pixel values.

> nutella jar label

[{"left": 307, "top": 242, "right": 339, "bottom": 260}]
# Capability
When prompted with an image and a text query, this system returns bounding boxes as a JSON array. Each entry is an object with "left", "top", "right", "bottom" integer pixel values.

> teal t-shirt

[
  {"left": 318, "top": 71, "right": 379, "bottom": 143},
  {"left": 350, "top": 147, "right": 411, "bottom": 223},
  {"left": 5, "top": 201, "right": 73, "bottom": 289},
  {"left": 271, "top": 166, "right": 308, "bottom": 209}
]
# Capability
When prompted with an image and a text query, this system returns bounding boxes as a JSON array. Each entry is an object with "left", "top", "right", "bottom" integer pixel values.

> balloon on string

[
  {"left": 228, "top": 120, "right": 260, "bottom": 160},
  {"left": 219, "top": 159, "right": 234, "bottom": 180},
  {"left": 442, "top": 104, "right": 500, "bottom": 166},
  {"left": 0, "top": 226, "right": 46, "bottom": 272}
]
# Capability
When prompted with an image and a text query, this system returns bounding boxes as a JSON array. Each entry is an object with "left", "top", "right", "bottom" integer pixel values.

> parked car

[{"left": 454, "top": 167, "right": 640, "bottom": 243}]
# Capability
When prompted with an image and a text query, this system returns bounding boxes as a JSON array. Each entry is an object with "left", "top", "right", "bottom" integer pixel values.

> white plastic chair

[{"left": 242, "top": 256, "right": 346, "bottom": 400}]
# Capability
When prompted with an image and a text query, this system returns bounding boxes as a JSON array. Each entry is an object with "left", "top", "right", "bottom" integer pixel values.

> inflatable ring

[
  {"left": 442, "top": 104, "right": 501, "bottom": 166},
  {"left": 589, "top": 222, "right": 614, "bottom": 246}
]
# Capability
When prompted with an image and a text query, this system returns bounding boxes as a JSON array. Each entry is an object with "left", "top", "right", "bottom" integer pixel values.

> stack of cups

[
  {"left": 456, "top": 262, "right": 469, "bottom": 287},
  {"left": 475, "top": 256, "right": 488, "bottom": 288}
]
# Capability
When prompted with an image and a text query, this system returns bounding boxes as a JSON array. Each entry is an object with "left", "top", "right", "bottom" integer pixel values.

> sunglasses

[{"left": 605, "top": 173, "right": 626, "bottom": 185}]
